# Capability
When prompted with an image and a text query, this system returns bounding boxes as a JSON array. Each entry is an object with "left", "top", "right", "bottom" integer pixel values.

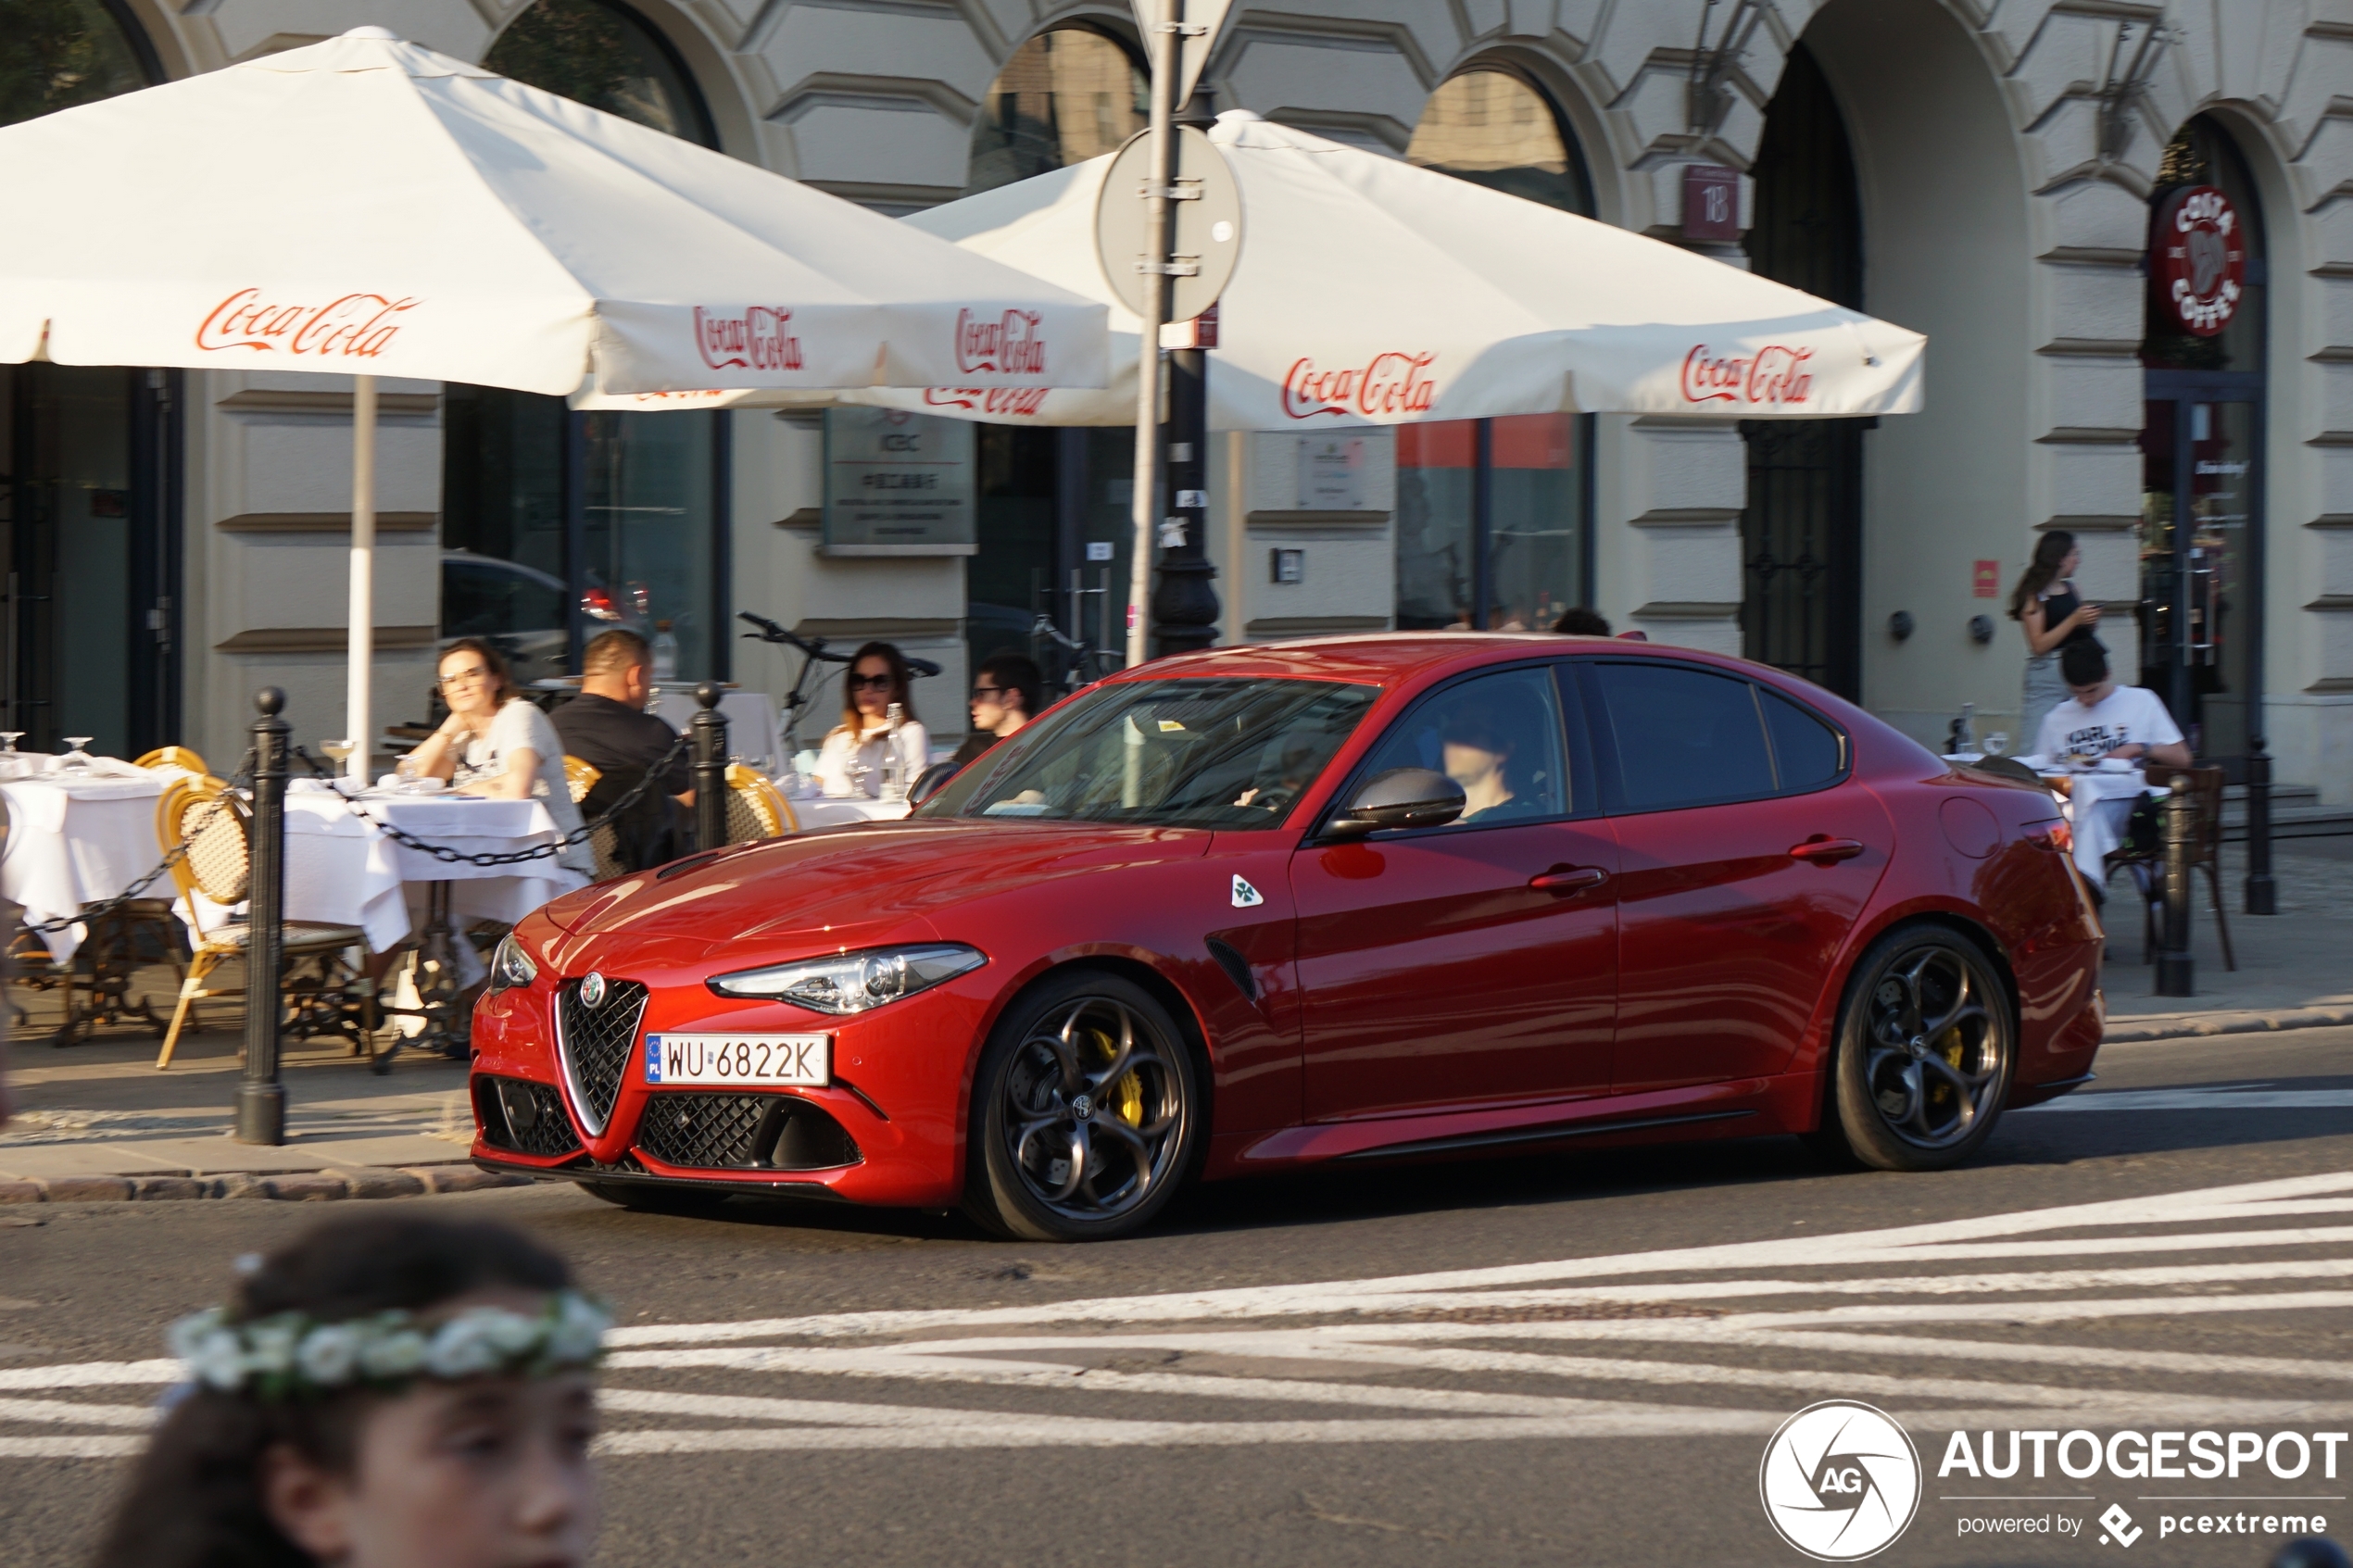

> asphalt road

[{"left": 4, "top": 1027, "right": 2351, "bottom": 1568}]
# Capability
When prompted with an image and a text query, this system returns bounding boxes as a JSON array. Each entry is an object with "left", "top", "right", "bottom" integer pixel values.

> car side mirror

[
  {"left": 1324, "top": 768, "right": 1466, "bottom": 839},
  {"left": 907, "top": 760, "right": 961, "bottom": 807}
]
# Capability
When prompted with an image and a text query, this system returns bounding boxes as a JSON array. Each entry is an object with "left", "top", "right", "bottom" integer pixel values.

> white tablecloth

[
  {"left": 0, "top": 773, "right": 167, "bottom": 961},
  {"left": 2027, "top": 763, "right": 2153, "bottom": 882},
  {"left": 649, "top": 689, "right": 783, "bottom": 769},
  {"left": 788, "top": 795, "right": 912, "bottom": 830},
  {"left": 182, "top": 787, "right": 588, "bottom": 955}
]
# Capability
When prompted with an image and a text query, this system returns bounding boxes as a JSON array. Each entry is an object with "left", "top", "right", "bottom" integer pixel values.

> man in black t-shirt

[
  {"left": 552, "top": 630, "right": 692, "bottom": 867},
  {"left": 951, "top": 651, "right": 1045, "bottom": 769}
]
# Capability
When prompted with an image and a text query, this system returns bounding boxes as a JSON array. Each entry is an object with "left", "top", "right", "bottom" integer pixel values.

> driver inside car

[{"left": 1441, "top": 703, "right": 1541, "bottom": 823}]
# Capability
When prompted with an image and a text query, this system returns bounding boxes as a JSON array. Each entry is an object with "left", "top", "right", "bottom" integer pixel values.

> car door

[
  {"left": 1293, "top": 663, "right": 1618, "bottom": 1121},
  {"left": 1578, "top": 659, "right": 1891, "bottom": 1094}
]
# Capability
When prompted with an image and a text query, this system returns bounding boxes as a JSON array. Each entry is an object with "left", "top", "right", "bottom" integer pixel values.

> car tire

[
  {"left": 963, "top": 970, "right": 1202, "bottom": 1243},
  {"left": 576, "top": 1180, "right": 727, "bottom": 1216},
  {"left": 1822, "top": 924, "right": 2016, "bottom": 1173}
]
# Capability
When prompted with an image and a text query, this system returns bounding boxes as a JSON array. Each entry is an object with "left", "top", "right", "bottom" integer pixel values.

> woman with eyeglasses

[
  {"left": 406, "top": 639, "right": 593, "bottom": 878},
  {"left": 814, "top": 642, "right": 928, "bottom": 798}
]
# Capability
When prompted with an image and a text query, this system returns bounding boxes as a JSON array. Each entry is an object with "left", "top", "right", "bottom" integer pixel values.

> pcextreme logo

[{"left": 1760, "top": 1400, "right": 1923, "bottom": 1561}]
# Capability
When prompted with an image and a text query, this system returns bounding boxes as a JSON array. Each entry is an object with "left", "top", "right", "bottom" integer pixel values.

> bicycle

[{"left": 736, "top": 611, "right": 940, "bottom": 756}]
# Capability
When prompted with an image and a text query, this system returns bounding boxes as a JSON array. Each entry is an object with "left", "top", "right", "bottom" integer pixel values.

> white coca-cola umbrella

[
  {"left": 624, "top": 111, "right": 1919, "bottom": 428},
  {"left": 0, "top": 28, "right": 1105, "bottom": 772}
]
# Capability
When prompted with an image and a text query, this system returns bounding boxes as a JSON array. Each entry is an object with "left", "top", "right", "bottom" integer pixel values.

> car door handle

[
  {"left": 1529, "top": 866, "right": 1609, "bottom": 893},
  {"left": 1789, "top": 837, "right": 1867, "bottom": 865}
]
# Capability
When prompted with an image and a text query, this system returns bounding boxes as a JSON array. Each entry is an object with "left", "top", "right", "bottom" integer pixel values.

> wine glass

[
  {"left": 0, "top": 733, "right": 21, "bottom": 753},
  {"left": 60, "top": 735, "right": 94, "bottom": 772},
  {"left": 1982, "top": 732, "right": 2010, "bottom": 758}
]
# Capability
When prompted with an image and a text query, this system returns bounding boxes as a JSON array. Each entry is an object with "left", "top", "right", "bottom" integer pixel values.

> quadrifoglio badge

[{"left": 1760, "top": 1401, "right": 1922, "bottom": 1561}]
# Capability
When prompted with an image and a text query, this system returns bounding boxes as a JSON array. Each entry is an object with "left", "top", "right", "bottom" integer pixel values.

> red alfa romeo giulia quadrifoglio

[{"left": 469, "top": 635, "right": 2103, "bottom": 1241}]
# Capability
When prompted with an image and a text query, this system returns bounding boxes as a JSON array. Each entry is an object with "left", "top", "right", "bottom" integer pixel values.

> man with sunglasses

[{"left": 951, "top": 652, "right": 1044, "bottom": 769}]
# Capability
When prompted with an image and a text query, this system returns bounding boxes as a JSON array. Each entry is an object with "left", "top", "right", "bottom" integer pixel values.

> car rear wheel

[
  {"left": 963, "top": 971, "right": 1201, "bottom": 1243},
  {"left": 1821, "top": 925, "right": 2015, "bottom": 1172}
]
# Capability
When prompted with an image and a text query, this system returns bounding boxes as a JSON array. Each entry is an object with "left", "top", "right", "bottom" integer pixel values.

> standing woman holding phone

[{"left": 2010, "top": 531, "right": 2103, "bottom": 751}]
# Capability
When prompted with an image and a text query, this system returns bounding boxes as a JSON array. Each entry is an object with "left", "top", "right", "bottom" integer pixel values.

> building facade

[{"left": 8, "top": 0, "right": 2353, "bottom": 796}]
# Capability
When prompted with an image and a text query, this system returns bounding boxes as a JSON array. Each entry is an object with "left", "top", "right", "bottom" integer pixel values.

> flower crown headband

[{"left": 168, "top": 1289, "right": 610, "bottom": 1400}]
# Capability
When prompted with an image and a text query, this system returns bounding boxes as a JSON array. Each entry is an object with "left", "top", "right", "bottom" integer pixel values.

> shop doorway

[
  {"left": 0, "top": 365, "right": 182, "bottom": 755},
  {"left": 969, "top": 426, "right": 1134, "bottom": 688},
  {"left": 2139, "top": 119, "right": 2267, "bottom": 772},
  {"left": 1741, "top": 43, "right": 1865, "bottom": 699}
]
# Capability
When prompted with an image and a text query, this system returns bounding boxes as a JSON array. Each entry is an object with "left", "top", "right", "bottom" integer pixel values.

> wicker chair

[
  {"left": 2104, "top": 762, "right": 2236, "bottom": 971},
  {"left": 133, "top": 746, "right": 210, "bottom": 776},
  {"left": 562, "top": 756, "right": 632, "bottom": 882},
  {"left": 723, "top": 764, "right": 798, "bottom": 844},
  {"left": 153, "top": 777, "right": 371, "bottom": 1068}
]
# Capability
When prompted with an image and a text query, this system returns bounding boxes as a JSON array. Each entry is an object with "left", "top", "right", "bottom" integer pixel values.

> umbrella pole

[
  {"left": 1125, "top": 0, "right": 1178, "bottom": 670},
  {"left": 346, "top": 374, "right": 376, "bottom": 779}
]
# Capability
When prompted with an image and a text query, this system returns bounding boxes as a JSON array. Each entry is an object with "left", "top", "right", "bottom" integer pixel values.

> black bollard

[
  {"left": 235, "top": 688, "right": 289, "bottom": 1145},
  {"left": 2246, "top": 734, "right": 2277, "bottom": 915},
  {"left": 691, "top": 682, "right": 728, "bottom": 853},
  {"left": 2155, "top": 784, "right": 2196, "bottom": 997}
]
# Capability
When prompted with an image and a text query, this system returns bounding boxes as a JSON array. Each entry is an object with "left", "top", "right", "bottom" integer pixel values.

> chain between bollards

[
  {"left": 235, "top": 687, "right": 289, "bottom": 1146},
  {"left": 2155, "top": 782, "right": 2196, "bottom": 998},
  {"left": 2246, "top": 734, "right": 2277, "bottom": 915},
  {"left": 691, "top": 682, "right": 729, "bottom": 854}
]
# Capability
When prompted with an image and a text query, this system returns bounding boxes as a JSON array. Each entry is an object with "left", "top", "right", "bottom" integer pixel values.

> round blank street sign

[{"left": 1094, "top": 124, "right": 1243, "bottom": 324}]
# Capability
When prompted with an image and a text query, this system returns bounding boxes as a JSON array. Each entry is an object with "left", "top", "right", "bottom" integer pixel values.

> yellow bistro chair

[
  {"left": 723, "top": 764, "right": 798, "bottom": 844},
  {"left": 153, "top": 777, "right": 370, "bottom": 1069}
]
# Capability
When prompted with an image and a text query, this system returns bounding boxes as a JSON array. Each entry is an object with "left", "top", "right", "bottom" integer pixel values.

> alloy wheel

[
  {"left": 998, "top": 995, "right": 1188, "bottom": 1223},
  {"left": 1859, "top": 944, "right": 2005, "bottom": 1151}
]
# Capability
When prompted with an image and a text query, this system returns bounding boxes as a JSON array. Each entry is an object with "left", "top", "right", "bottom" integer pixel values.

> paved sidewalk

[
  {"left": 0, "top": 976, "right": 518, "bottom": 1202},
  {"left": 2092, "top": 835, "right": 2353, "bottom": 1041}
]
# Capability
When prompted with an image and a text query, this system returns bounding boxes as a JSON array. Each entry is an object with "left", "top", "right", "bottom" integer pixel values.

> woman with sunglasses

[
  {"left": 814, "top": 642, "right": 927, "bottom": 798},
  {"left": 406, "top": 639, "right": 593, "bottom": 878}
]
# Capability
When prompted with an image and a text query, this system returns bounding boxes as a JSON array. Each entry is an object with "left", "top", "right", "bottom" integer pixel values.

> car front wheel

[
  {"left": 1821, "top": 925, "right": 2015, "bottom": 1172},
  {"left": 963, "top": 971, "right": 1201, "bottom": 1242}
]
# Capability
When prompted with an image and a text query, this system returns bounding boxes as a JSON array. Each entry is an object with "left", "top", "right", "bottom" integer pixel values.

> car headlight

[
  {"left": 488, "top": 934, "right": 537, "bottom": 993},
  {"left": 707, "top": 943, "right": 986, "bottom": 1014}
]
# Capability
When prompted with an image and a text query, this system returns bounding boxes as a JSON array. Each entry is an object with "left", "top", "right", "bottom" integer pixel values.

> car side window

[
  {"left": 1589, "top": 662, "right": 1775, "bottom": 812},
  {"left": 1761, "top": 687, "right": 1845, "bottom": 794},
  {"left": 1353, "top": 665, "right": 1573, "bottom": 828}
]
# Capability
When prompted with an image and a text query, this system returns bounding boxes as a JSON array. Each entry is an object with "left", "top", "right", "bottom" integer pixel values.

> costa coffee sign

[
  {"left": 694, "top": 306, "right": 802, "bottom": 372},
  {"left": 2154, "top": 185, "right": 2246, "bottom": 337},
  {"left": 923, "top": 386, "right": 1051, "bottom": 417},
  {"left": 195, "top": 288, "right": 416, "bottom": 358},
  {"left": 1680, "top": 343, "right": 1815, "bottom": 408},
  {"left": 954, "top": 308, "right": 1047, "bottom": 377},
  {"left": 1281, "top": 352, "right": 1439, "bottom": 420}
]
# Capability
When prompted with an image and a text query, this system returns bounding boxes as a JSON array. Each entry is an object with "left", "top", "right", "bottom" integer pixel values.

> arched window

[
  {"left": 1397, "top": 66, "right": 1595, "bottom": 632},
  {"left": 1405, "top": 67, "right": 1593, "bottom": 216},
  {"left": 446, "top": 0, "right": 727, "bottom": 686},
  {"left": 485, "top": 0, "right": 715, "bottom": 146},
  {"left": 0, "top": 0, "right": 150, "bottom": 128},
  {"left": 962, "top": 27, "right": 1147, "bottom": 686},
  {"left": 965, "top": 26, "right": 1145, "bottom": 196}
]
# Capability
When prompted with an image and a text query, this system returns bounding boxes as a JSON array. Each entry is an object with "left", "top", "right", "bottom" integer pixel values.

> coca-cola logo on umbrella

[
  {"left": 923, "top": 387, "right": 1051, "bottom": 417},
  {"left": 1680, "top": 343, "right": 1815, "bottom": 407},
  {"left": 954, "top": 308, "right": 1048, "bottom": 377},
  {"left": 694, "top": 306, "right": 803, "bottom": 372},
  {"left": 1281, "top": 352, "right": 1440, "bottom": 420},
  {"left": 2153, "top": 185, "right": 2246, "bottom": 337},
  {"left": 195, "top": 289, "right": 418, "bottom": 358}
]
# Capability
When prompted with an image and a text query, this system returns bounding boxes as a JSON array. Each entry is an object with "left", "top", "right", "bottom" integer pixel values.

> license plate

[{"left": 643, "top": 1033, "right": 829, "bottom": 1086}]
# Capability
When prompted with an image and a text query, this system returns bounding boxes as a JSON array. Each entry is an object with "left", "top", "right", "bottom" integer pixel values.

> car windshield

[{"left": 918, "top": 677, "right": 1379, "bottom": 830}]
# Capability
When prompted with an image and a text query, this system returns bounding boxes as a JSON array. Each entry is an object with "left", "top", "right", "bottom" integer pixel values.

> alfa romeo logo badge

[
  {"left": 1758, "top": 1400, "right": 1920, "bottom": 1561},
  {"left": 580, "top": 972, "right": 607, "bottom": 1009}
]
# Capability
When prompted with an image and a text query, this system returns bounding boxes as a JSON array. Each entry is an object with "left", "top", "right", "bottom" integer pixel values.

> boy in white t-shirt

[{"left": 2032, "top": 642, "right": 2192, "bottom": 768}]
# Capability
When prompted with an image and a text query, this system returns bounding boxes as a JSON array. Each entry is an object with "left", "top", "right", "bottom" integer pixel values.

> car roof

[{"left": 1106, "top": 633, "right": 1760, "bottom": 690}]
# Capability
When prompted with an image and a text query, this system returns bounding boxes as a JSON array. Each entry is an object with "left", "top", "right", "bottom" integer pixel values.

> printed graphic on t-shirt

[{"left": 2060, "top": 721, "right": 2132, "bottom": 758}]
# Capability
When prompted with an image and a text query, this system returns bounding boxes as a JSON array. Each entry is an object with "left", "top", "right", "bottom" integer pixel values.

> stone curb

[
  {"left": 0, "top": 1165, "right": 529, "bottom": 1206},
  {"left": 2104, "top": 1007, "right": 2353, "bottom": 1044}
]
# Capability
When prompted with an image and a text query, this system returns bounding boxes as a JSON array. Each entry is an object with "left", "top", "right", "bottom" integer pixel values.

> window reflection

[
  {"left": 484, "top": 0, "right": 712, "bottom": 144},
  {"left": 965, "top": 27, "right": 1145, "bottom": 196},
  {"left": 0, "top": 0, "right": 148, "bottom": 129},
  {"left": 1401, "top": 69, "right": 1594, "bottom": 631}
]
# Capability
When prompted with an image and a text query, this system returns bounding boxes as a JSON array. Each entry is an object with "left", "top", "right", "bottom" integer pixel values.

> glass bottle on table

[{"left": 881, "top": 703, "right": 907, "bottom": 801}]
